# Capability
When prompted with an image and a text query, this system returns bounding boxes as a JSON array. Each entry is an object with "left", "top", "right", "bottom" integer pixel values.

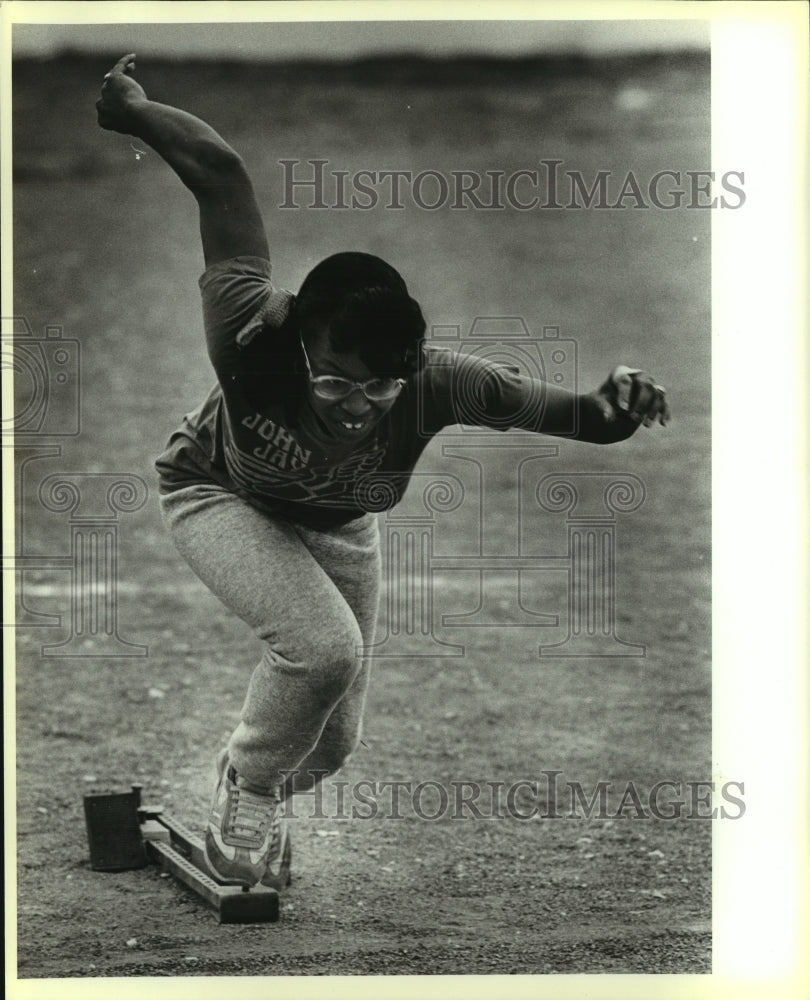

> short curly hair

[{"left": 295, "top": 252, "right": 426, "bottom": 378}]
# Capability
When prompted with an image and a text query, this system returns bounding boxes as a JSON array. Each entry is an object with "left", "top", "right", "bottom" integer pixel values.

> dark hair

[{"left": 295, "top": 252, "right": 426, "bottom": 378}]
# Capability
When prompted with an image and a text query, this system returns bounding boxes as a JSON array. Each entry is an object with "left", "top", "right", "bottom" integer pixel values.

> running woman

[{"left": 96, "top": 54, "right": 670, "bottom": 890}]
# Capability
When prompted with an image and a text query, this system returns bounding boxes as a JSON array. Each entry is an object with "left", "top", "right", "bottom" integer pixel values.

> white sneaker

[{"left": 203, "top": 750, "right": 283, "bottom": 887}]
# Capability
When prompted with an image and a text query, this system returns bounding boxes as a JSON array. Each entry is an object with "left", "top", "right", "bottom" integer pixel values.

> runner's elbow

[{"left": 187, "top": 142, "right": 248, "bottom": 188}]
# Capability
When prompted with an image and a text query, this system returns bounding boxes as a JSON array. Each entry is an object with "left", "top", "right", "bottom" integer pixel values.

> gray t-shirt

[{"left": 156, "top": 255, "right": 551, "bottom": 529}]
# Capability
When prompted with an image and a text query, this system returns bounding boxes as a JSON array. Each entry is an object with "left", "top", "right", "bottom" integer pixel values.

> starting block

[{"left": 83, "top": 784, "right": 287, "bottom": 924}]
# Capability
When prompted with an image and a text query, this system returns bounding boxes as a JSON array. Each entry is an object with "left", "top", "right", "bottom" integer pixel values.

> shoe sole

[{"left": 203, "top": 838, "right": 260, "bottom": 888}]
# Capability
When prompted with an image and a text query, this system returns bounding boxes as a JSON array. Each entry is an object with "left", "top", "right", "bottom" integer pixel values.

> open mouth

[{"left": 338, "top": 419, "right": 367, "bottom": 432}]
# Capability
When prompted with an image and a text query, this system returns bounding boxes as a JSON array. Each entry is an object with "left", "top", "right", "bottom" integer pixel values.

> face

[{"left": 302, "top": 327, "right": 401, "bottom": 442}]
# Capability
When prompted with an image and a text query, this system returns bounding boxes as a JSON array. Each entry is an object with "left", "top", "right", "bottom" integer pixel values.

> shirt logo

[
  {"left": 233, "top": 411, "right": 388, "bottom": 508},
  {"left": 241, "top": 412, "right": 312, "bottom": 470}
]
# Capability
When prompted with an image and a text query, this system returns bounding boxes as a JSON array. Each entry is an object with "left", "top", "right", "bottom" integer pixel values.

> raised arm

[{"left": 96, "top": 54, "right": 268, "bottom": 267}]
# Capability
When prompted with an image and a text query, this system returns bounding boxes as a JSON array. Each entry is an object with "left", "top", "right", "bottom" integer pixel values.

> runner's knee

[{"left": 258, "top": 619, "right": 364, "bottom": 693}]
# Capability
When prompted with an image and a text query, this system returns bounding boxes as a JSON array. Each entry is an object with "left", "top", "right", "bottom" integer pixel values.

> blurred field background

[{"left": 12, "top": 48, "right": 711, "bottom": 976}]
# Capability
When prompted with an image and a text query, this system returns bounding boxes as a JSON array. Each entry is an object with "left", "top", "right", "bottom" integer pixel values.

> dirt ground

[{"left": 11, "top": 51, "right": 712, "bottom": 980}]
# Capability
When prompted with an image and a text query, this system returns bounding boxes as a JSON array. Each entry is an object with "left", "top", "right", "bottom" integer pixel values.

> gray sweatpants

[{"left": 159, "top": 483, "right": 381, "bottom": 794}]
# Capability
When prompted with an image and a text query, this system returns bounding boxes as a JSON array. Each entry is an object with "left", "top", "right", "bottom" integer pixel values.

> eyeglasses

[{"left": 299, "top": 335, "right": 406, "bottom": 403}]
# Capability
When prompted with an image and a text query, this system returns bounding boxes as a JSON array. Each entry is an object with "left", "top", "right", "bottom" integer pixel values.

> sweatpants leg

[
  {"left": 278, "top": 519, "right": 380, "bottom": 797},
  {"left": 159, "top": 483, "right": 380, "bottom": 791}
]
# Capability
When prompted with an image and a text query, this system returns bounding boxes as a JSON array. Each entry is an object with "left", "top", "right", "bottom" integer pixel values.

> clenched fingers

[
  {"left": 629, "top": 375, "right": 670, "bottom": 427},
  {"left": 609, "top": 366, "right": 670, "bottom": 428},
  {"left": 104, "top": 53, "right": 137, "bottom": 81},
  {"left": 609, "top": 365, "right": 643, "bottom": 413}
]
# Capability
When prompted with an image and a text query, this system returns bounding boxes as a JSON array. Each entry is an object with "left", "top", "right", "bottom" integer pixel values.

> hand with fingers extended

[
  {"left": 593, "top": 365, "right": 671, "bottom": 430},
  {"left": 96, "top": 53, "right": 147, "bottom": 133}
]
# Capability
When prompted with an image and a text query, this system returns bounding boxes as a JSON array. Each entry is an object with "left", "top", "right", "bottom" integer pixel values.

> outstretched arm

[
  {"left": 544, "top": 365, "right": 670, "bottom": 444},
  {"left": 96, "top": 54, "right": 268, "bottom": 267},
  {"left": 432, "top": 350, "right": 670, "bottom": 444}
]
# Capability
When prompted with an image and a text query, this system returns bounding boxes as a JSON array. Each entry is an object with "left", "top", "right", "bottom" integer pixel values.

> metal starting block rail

[{"left": 83, "top": 784, "right": 281, "bottom": 924}]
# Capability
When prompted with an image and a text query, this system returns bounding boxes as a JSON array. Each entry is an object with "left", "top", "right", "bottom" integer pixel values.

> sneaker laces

[{"left": 226, "top": 783, "right": 281, "bottom": 849}]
